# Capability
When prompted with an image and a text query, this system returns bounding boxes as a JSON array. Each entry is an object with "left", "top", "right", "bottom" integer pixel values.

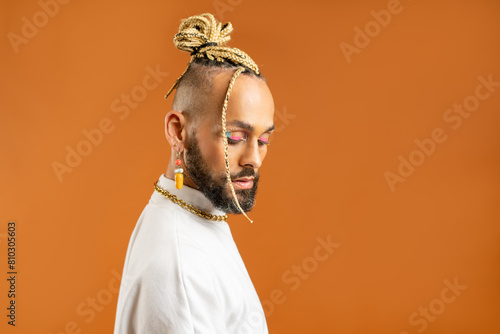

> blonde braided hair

[
  {"left": 165, "top": 13, "right": 261, "bottom": 223},
  {"left": 164, "top": 13, "right": 260, "bottom": 99}
]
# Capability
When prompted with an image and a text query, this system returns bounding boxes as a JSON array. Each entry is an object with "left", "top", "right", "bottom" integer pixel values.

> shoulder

[
  {"left": 120, "top": 203, "right": 180, "bottom": 279},
  {"left": 124, "top": 203, "right": 218, "bottom": 281}
]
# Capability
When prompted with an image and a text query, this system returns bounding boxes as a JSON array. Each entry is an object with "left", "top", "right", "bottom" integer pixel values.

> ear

[{"left": 164, "top": 110, "right": 186, "bottom": 150}]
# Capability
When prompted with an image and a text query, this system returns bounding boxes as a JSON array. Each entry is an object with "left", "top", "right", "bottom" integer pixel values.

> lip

[{"left": 232, "top": 177, "right": 254, "bottom": 189}]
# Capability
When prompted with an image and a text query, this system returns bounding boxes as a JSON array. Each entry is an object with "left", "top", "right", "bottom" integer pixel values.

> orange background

[{"left": 1, "top": 0, "right": 499, "bottom": 333}]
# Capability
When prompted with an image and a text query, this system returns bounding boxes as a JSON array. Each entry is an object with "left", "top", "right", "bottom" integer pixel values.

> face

[{"left": 183, "top": 72, "right": 275, "bottom": 214}]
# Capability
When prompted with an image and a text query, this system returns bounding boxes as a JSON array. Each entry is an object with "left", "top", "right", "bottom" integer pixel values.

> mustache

[{"left": 230, "top": 168, "right": 258, "bottom": 180}]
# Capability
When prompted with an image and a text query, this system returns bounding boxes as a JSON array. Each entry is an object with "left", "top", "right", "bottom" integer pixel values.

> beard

[{"left": 184, "top": 135, "right": 259, "bottom": 214}]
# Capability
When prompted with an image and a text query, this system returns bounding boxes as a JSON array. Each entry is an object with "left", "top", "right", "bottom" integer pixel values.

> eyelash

[{"left": 226, "top": 137, "right": 270, "bottom": 146}]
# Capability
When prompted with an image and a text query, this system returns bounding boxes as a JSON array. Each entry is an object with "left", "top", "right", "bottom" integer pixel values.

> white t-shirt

[{"left": 114, "top": 174, "right": 268, "bottom": 334}]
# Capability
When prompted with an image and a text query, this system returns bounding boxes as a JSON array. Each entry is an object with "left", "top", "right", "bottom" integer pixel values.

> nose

[{"left": 240, "top": 140, "right": 264, "bottom": 169}]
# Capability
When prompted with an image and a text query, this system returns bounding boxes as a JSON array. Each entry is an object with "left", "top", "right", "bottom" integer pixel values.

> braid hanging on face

[{"left": 164, "top": 13, "right": 261, "bottom": 223}]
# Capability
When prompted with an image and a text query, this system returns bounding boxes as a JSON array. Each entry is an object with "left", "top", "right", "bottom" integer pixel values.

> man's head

[
  {"left": 163, "top": 13, "right": 274, "bottom": 218},
  {"left": 165, "top": 59, "right": 274, "bottom": 214}
]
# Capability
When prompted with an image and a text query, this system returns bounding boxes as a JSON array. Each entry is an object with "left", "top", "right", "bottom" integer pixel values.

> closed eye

[
  {"left": 258, "top": 138, "right": 270, "bottom": 145},
  {"left": 227, "top": 130, "right": 247, "bottom": 144},
  {"left": 226, "top": 129, "right": 273, "bottom": 146},
  {"left": 258, "top": 133, "right": 272, "bottom": 145}
]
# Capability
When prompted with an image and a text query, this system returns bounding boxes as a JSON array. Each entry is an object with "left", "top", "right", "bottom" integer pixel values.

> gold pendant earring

[{"left": 174, "top": 151, "right": 183, "bottom": 190}]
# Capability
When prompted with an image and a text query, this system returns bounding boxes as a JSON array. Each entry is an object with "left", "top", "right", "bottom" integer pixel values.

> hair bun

[
  {"left": 173, "top": 13, "right": 233, "bottom": 54},
  {"left": 163, "top": 12, "right": 260, "bottom": 101}
]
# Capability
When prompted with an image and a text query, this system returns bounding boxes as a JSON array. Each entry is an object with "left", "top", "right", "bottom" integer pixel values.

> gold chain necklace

[{"left": 154, "top": 181, "right": 228, "bottom": 222}]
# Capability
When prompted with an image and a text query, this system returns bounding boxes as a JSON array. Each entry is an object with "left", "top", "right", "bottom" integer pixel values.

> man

[{"left": 114, "top": 13, "right": 274, "bottom": 334}]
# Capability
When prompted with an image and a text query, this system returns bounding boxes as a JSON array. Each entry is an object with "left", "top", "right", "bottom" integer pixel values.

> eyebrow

[{"left": 225, "top": 120, "right": 275, "bottom": 133}]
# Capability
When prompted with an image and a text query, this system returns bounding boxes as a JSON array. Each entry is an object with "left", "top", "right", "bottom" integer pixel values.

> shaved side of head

[
  {"left": 172, "top": 62, "right": 218, "bottom": 124},
  {"left": 171, "top": 58, "right": 265, "bottom": 127}
]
